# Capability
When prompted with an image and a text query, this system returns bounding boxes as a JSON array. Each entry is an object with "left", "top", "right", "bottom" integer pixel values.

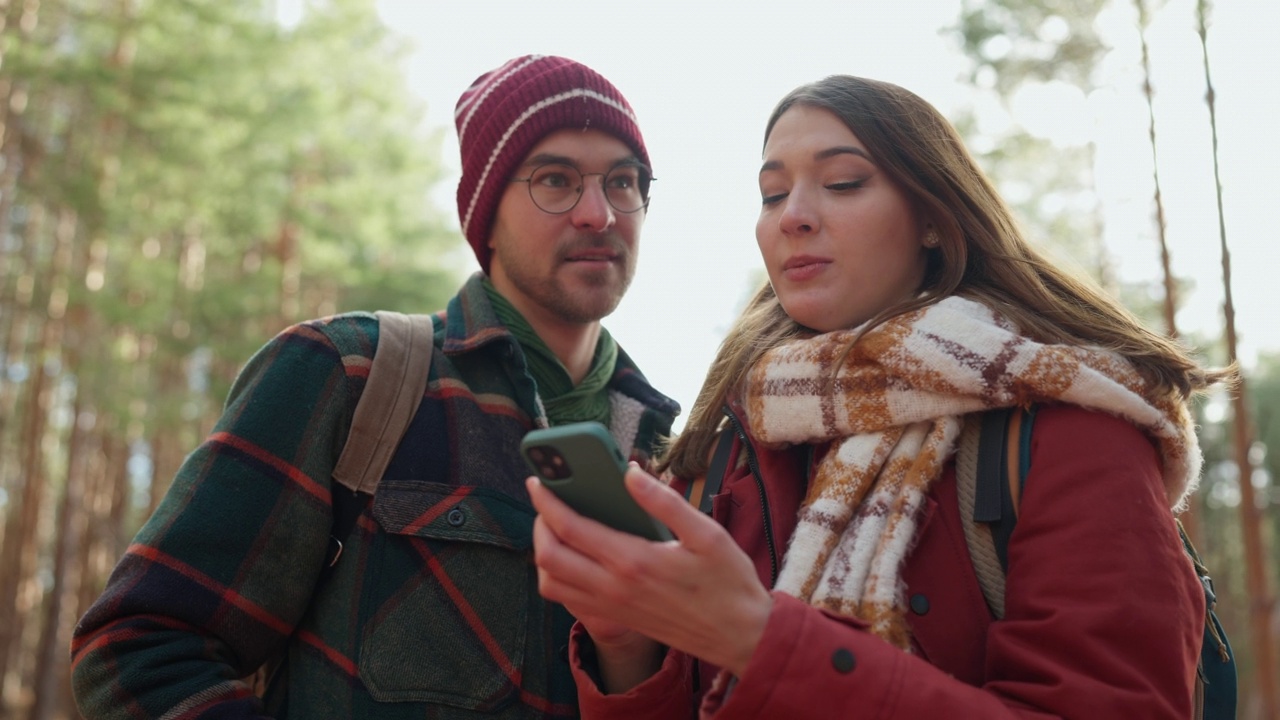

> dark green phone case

[{"left": 521, "top": 421, "right": 673, "bottom": 542}]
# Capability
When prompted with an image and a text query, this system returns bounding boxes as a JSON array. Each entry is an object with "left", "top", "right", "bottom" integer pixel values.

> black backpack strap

[
  {"left": 974, "top": 406, "right": 1036, "bottom": 574},
  {"left": 1177, "top": 520, "right": 1238, "bottom": 720},
  {"left": 698, "top": 430, "right": 735, "bottom": 515},
  {"left": 679, "top": 428, "right": 734, "bottom": 697},
  {"left": 973, "top": 409, "right": 1010, "bottom": 525},
  {"left": 974, "top": 408, "right": 1015, "bottom": 573},
  {"left": 321, "top": 490, "right": 370, "bottom": 573}
]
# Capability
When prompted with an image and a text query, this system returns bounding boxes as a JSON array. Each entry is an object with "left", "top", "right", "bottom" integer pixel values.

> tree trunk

[
  {"left": 1133, "top": 0, "right": 1200, "bottom": 545},
  {"left": 0, "top": 203, "right": 43, "bottom": 514},
  {"left": 1197, "top": 1, "right": 1277, "bottom": 716},
  {"left": 0, "top": 2, "right": 44, "bottom": 622},
  {"left": 146, "top": 353, "right": 185, "bottom": 517},
  {"left": 0, "top": 0, "right": 26, "bottom": 288},
  {"left": 78, "top": 425, "right": 129, "bottom": 615},
  {"left": 0, "top": 204, "right": 75, "bottom": 710},
  {"left": 27, "top": 393, "right": 88, "bottom": 720}
]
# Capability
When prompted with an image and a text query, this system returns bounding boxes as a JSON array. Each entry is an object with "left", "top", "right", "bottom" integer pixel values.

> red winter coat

[{"left": 571, "top": 403, "right": 1204, "bottom": 719}]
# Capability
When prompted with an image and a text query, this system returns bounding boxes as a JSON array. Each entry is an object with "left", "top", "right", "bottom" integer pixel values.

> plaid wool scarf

[{"left": 742, "top": 296, "right": 1200, "bottom": 649}]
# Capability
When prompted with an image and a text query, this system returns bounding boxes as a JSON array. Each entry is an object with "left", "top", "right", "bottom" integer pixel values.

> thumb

[{"left": 624, "top": 468, "right": 720, "bottom": 550}]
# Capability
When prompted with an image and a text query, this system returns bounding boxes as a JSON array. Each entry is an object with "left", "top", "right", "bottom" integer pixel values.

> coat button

[
  {"left": 909, "top": 593, "right": 930, "bottom": 615},
  {"left": 831, "top": 648, "right": 856, "bottom": 674},
  {"left": 446, "top": 508, "right": 466, "bottom": 527}
]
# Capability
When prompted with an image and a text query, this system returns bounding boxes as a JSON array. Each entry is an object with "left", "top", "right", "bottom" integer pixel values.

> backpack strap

[
  {"left": 960, "top": 407, "right": 1236, "bottom": 718},
  {"left": 332, "top": 311, "right": 435, "bottom": 494},
  {"left": 685, "top": 429, "right": 735, "bottom": 514},
  {"left": 1177, "top": 519, "right": 1238, "bottom": 720},
  {"left": 975, "top": 407, "right": 1033, "bottom": 573},
  {"left": 324, "top": 311, "right": 435, "bottom": 569},
  {"left": 251, "top": 311, "right": 435, "bottom": 696},
  {"left": 958, "top": 405, "right": 1034, "bottom": 619}
]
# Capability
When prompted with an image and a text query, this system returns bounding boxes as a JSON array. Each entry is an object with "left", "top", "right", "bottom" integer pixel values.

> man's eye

[
  {"left": 536, "top": 172, "right": 573, "bottom": 188},
  {"left": 607, "top": 168, "right": 642, "bottom": 190}
]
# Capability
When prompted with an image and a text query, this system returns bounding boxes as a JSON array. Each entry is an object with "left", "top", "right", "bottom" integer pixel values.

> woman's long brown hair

[{"left": 660, "top": 75, "right": 1230, "bottom": 480}]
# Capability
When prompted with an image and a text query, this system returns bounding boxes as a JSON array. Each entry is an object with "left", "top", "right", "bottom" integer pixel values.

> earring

[{"left": 923, "top": 229, "right": 940, "bottom": 247}]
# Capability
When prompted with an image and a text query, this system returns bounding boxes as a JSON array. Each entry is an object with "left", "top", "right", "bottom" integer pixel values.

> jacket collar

[
  {"left": 441, "top": 272, "right": 516, "bottom": 356},
  {"left": 441, "top": 272, "right": 679, "bottom": 418}
]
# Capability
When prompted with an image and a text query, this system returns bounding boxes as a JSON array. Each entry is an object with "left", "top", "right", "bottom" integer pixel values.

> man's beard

[{"left": 494, "top": 233, "right": 635, "bottom": 324}]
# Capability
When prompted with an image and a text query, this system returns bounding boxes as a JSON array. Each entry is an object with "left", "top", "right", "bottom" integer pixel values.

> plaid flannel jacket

[{"left": 71, "top": 273, "right": 679, "bottom": 719}]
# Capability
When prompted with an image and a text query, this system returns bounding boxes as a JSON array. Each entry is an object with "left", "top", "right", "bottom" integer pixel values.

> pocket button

[{"left": 447, "top": 508, "right": 466, "bottom": 527}]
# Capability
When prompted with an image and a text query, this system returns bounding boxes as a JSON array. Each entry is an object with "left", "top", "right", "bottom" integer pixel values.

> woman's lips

[{"left": 782, "top": 256, "right": 831, "bottom": 282}]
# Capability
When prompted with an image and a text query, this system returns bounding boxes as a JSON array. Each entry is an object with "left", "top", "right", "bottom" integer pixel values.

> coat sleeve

[
  {"left": 570, "top": 623, "right": 699, "bottom": 720},
  {"left": 703, "top": 405, "right": 1203, "bottom": 719},
  {"left": 70, "top": 321, "right": 361, "bottom": 720}
]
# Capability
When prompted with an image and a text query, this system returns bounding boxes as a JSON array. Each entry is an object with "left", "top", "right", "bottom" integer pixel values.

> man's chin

[{"left": 564, "top": 293, "right": 625, "bottom": 323}]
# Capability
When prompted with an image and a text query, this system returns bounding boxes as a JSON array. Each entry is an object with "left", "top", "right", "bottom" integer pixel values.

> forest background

[{"left": 0, "top": 0, "right": 1276, "bottom": 718}]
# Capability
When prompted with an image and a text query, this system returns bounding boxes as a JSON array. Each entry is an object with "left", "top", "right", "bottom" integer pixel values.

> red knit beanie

[{"left": 454, "top": 55, "right": 651, "bottom": 272}]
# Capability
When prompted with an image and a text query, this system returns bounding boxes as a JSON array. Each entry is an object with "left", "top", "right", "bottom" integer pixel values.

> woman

[{"left": 527, "top": 75, "right": 1224, "bottom": 718}]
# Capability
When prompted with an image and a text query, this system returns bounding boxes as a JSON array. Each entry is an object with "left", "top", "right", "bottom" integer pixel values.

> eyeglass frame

[{"left": 510, "top": 161, "right": 655, "bottom": 215}]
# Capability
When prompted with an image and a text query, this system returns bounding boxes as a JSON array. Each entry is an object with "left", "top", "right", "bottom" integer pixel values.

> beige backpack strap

[
  {"left": 956, "top": 413, "right": 1008, "bottom": 619},
  {"left": 332, "top": 311, "right": 435, "bottom": 495}
]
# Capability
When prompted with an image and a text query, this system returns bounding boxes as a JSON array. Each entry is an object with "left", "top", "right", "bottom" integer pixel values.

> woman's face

[{"left": 756, "top": 105, "right": 929, "bottom": 333}]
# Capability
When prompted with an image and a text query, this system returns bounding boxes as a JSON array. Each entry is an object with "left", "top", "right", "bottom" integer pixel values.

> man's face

[{"left": 487, "top": 128, "right": 645, "bottom": 327}]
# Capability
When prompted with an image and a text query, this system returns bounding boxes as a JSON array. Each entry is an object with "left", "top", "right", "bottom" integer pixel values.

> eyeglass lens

[{"left": 525, "top": 163, "right": 649, "bottom": 214}]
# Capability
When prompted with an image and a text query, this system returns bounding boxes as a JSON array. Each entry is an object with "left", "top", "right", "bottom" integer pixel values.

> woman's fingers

[
  {"left": 527, "top": 473, "right": 773, "bottom": 675},
  {"left": 527, "top": 476, "right": 632, "bottom": 552},
  {"left": 528, "top": 478, "right": 659, "bottom": 601},
  {"left": 622, "top": 467, "right": 724, "bottom": 552}
]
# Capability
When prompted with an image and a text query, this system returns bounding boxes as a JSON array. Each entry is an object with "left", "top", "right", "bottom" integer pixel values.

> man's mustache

[{"left": 556, "top": 234, "right": 630, "bottom": 261}]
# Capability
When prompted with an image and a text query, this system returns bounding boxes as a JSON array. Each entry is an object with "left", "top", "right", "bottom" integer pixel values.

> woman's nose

[{"left": 779, "top": 193, "right": 818, "bottom": 236}]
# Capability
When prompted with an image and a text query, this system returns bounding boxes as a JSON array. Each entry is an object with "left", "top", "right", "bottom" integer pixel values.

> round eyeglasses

[{"left": 511, "top": 163, "right": 653, "bottom": 215}]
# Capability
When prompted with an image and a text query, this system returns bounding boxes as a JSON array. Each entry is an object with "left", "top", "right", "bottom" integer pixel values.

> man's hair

[{"left": 660, "top": 75, "right": 1228, "bottom": 480}]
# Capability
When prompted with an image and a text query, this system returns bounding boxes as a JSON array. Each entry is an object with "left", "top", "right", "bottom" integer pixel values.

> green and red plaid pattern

[{"left": 71, "top": 273, "right": 678, "bottom": 719}]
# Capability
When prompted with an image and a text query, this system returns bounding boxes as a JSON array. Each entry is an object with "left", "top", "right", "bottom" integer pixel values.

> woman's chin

[{"left": 780, "top": 299, "right": 868, "bottom": 334}]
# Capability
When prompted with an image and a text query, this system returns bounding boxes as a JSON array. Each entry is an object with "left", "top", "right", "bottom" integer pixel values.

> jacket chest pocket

[{"left": 359, "top": 481, "right": 537, "bottom": 713}]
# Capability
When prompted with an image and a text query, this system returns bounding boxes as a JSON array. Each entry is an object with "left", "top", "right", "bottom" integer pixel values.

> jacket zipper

[{"left": 723, "top": 405, "right": 779, "bottom": 587}]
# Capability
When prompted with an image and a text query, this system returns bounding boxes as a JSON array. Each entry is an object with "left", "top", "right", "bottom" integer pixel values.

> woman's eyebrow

[
  {"left": 760, "top": 146, "right": 872, "bottom": 174},
  {"left": 815, "top": 146, "right": 871, "bottom": 162}
]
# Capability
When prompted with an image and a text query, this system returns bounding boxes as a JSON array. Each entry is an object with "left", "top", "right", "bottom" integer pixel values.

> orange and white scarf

[{"left": 742, "top": 296, "right": 1199, "bottom": 649}]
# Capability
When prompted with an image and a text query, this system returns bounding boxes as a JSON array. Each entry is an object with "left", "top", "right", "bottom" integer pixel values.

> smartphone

[{"left": 521, "top": 422, "right": 673, "bottom": 542}]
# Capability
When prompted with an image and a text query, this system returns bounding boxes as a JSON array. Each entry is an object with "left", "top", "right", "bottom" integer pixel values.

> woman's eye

[
  {"left": 827, "top": 180, "right": 866, "bottom": 192},
  {"left": 761, "top": 192, "right": 786, "bottom": 206}
]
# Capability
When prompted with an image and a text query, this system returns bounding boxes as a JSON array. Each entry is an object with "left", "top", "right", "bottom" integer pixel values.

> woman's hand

[{"left": 527, "top": 467, "right": 773, "bottom": 681}]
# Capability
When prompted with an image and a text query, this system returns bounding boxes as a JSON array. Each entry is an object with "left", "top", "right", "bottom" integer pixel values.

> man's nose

[{"left": 569, "top": 176, "right": 616, "bottom": 232}]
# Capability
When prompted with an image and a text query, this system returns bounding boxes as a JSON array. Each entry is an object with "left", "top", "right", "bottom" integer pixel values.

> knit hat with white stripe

[{"left": 454, "top": 55, "right": 651, "bottom": 272}]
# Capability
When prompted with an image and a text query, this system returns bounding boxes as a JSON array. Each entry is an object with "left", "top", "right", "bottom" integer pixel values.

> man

[{"left": 71, "top": 55, "right": 678, "bottom": 719}]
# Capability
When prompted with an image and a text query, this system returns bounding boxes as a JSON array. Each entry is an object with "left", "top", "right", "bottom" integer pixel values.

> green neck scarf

[{"left": 483, "top": 280, "right": 617, "bottom": 427}]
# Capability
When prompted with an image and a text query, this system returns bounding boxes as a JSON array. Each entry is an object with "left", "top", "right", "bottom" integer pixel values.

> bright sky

[{"left": 344, "top": 0, "right": 1275, "bottom": 430}]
